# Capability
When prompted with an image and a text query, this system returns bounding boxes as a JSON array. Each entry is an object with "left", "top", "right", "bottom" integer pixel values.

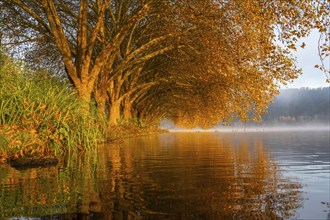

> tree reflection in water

[{"left": 0, "top": 133, "right": 304, "bottom": 219}]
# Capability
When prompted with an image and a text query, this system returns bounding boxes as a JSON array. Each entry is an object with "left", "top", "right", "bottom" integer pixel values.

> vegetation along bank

[{"left": 0, "top": 0, "right": 329, "bottom": 165}]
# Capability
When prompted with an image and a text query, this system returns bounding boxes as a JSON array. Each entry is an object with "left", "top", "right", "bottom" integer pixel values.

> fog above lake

[
  {"left": 161, "top": 119, "right": 330, "bottom": 132},
  {"left": 160, "top": 87, "right": 330, "bottom": 132},
  {"left": 166, "top": 125, "right": 330, "bottom": 133}
]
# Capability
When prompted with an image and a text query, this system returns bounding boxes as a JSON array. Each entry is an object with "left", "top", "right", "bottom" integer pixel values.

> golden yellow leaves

[{"left": 0, "top": 124, "right": 54, "bottom": 161}]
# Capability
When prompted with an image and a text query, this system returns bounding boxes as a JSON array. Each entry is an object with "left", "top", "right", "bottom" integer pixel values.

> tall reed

[{"left": 0, "top": 56, "right": 107, "bottom": 161}]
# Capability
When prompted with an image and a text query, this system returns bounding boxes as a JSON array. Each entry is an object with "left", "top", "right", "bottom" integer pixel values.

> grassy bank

[
  {"left": 0, "top": 56, "right": 165, "bottom": 165},
  {"left": 0, "top": 57, "right": 107, "bottom": 163}
]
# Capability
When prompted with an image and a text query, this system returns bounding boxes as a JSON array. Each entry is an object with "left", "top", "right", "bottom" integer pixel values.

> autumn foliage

[{"left": 0, "top": 0, "right": 329, "bottom": 128}]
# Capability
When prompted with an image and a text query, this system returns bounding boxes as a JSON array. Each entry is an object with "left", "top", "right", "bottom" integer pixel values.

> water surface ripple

[{"left": 0, "top": 130, "right": 329, "bottom": 219}]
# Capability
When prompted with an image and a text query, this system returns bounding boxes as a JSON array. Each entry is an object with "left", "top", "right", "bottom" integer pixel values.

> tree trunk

[
  {"left": 123, "top": 100, "right": 132, "bottom": 122},
  {"left": 96, "top": 99, "right": 106, "bottom": 117},
  {"left": 77, "top": 88, "right": 92, "bottom": 113},
  {"left": 109, "top": 102, "right": 121, "bottom": 126},
  {"left": 137, "top": 108, "right": 147, "bottom": 121},
  {"left": 95, "top": 87, "right": 107, "bottom": 117}
]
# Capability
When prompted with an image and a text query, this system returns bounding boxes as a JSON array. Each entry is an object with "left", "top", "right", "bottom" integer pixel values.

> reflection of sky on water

[
  {"left": 280, "top": 163, "right": 329, "bottom": 217},
  {"left": 261, "top": 131, "right": 330, "bottom": 219}
]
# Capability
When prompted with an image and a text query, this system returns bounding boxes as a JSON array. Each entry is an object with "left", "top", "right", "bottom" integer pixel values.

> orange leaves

[
  {"left": 300, "top": 42, "right": 306, "bottom": 49},
  {"left": 0, "top": 122, "right": 56, "bottom": 161},
  {"left": 0, "top": 153, "right": 8, "bottom": 164}
]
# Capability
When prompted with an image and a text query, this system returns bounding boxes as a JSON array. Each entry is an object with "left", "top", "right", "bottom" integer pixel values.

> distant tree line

[{"left": 262, "top": 87, "right": 330, "bottom": 125}]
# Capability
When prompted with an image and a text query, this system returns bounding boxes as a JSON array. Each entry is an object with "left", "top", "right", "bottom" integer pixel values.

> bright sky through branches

[{"left": 285, "top": 30, "right": 330, "bottom": 88}]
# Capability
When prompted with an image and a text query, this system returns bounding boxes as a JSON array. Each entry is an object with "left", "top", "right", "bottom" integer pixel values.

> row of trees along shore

[{"left": 0, "top": 0, "right": 329, "bottom": 129}]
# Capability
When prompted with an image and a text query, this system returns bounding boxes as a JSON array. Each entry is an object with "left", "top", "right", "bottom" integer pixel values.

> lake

[{"left": 0, "top": 130, "right": 329, "bottom": 219}]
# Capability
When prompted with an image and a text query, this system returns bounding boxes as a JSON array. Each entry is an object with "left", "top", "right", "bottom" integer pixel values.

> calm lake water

[{"left": 0, "top": 130, "right": 329, "bottom": 219}]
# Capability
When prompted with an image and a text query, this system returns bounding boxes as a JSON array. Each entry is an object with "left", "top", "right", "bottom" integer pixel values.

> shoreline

[
  {"left": 0, "top": 126, "right": 168, "bottom": 168},
  {"left": 2, "top": 125, "right": 328, "bottom": 167}
]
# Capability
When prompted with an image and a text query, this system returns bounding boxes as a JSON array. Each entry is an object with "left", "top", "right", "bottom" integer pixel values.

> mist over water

[
  {"left": 157, "top": 87, "right": 330, "bottom": 218},
  {"left": 160, "top": 87, "right": 330, "bottom": 132},
  {"left": 160, "top": 118, "right": 330, "bottom": 133},
  {"left": 165, "top": 125, "right": 330, "bottom": 133}
]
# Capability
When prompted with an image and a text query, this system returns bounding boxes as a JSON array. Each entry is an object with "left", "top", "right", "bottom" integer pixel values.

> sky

[{"left": 284, "top": 30, "right": 330, "bottom": 89}]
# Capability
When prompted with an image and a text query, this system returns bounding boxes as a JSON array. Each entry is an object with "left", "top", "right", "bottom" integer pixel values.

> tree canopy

[{"left": 1, "top": 0, "right": 329, "bottom": 127}]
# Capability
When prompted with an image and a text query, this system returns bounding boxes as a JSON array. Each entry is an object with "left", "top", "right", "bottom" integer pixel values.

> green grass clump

[{"left": 0, "top": 57, "right": 107, "bottom": 161}]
